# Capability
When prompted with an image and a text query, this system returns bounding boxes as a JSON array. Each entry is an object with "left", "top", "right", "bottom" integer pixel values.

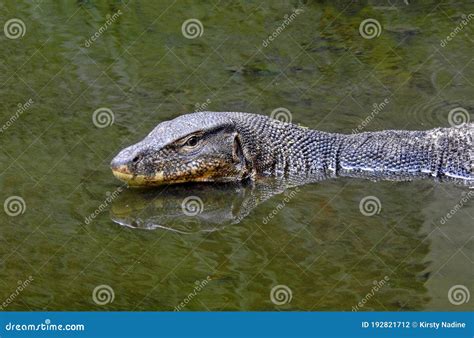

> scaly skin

[{"left": 110, "top": 112, "right": 473, "bottom": 186}]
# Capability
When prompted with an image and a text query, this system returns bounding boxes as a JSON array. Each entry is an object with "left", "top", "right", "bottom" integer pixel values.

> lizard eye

[{"left": 184, "top": 136, "right": 199, "bottom": 147}]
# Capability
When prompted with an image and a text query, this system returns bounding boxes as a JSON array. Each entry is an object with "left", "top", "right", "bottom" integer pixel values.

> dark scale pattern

[{"left": 219, "top": 112, "right": 472, "bottom": 184}]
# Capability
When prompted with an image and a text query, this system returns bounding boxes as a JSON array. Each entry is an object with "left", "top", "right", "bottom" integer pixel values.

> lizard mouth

[
  {"left": 111, "top": 166, "right": 134, "bottom": 181},
  {"left": 111, "top": 165, "right": 135, "bottom": 182},
  {"left": 111, "top": 165, "right": 197, "bottom": 186},
  {"left": 111, "top": 166, "right": 166, "bottom": 186},
  {"left": 111, "top": 165, "right": 239, "bottom": 186}
]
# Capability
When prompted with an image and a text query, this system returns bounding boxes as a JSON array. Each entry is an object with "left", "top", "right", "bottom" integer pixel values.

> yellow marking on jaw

[
  {"left": 111, "top": 163, "right": 228, "bottom": 186},
  {"left": 112, "top": 168, "right": 165, "bottom": 186}
]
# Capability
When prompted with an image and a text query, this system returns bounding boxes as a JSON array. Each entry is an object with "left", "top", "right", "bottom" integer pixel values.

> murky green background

[{"left": 0, "top": 1, "right": 472, "bottom": 311}]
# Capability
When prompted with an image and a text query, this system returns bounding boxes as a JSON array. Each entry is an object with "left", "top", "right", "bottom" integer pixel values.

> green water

[{"left": 0, "top": 1, "right": 473, "bottom": 311}]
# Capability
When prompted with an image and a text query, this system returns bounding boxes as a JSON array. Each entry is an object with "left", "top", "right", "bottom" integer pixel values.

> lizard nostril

[{"left": 132, "top": 156, "right": 140, "bottom": 163}]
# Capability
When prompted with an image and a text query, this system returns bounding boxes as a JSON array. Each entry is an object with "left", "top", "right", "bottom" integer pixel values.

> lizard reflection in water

[{"left": 110, "top": 178, "right": 300, "bottom": 232}]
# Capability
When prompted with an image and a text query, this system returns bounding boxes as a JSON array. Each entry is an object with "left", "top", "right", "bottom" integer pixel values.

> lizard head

[{"left": 110, "top": 112, "right": 252, "bottom": 186}]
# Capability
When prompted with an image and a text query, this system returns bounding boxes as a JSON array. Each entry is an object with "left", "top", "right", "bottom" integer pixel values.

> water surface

[{"left": 0, "top": 1, "right": 472, "bottom": 310}]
